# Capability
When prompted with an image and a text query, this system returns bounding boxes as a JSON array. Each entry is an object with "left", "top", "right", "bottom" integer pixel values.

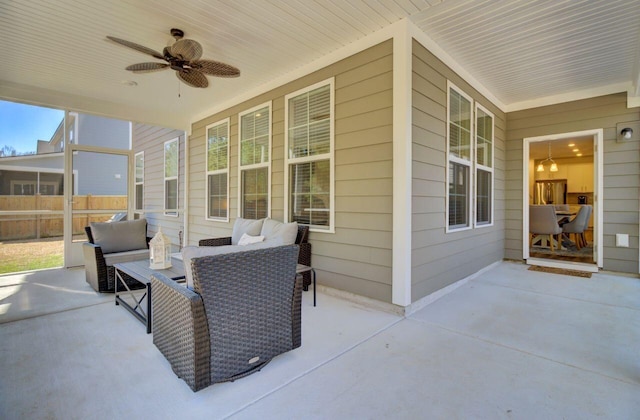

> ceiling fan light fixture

[{"left": 107, "top": 28, "right": 240, "bottom": 89}]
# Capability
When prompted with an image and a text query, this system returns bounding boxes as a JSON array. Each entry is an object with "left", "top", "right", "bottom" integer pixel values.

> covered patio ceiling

[{"left": 1, "top": 0, "right": 639, "bottom": 129}]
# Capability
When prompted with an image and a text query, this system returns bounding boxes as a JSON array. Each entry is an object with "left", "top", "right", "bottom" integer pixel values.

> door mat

[{"left": 528, "top": 265, "right": 592, "bottom": 278}]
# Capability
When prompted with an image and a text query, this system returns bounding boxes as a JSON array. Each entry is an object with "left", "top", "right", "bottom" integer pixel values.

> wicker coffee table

[{"left": 114, "top": 257, "right": 185, "bottom": 334}]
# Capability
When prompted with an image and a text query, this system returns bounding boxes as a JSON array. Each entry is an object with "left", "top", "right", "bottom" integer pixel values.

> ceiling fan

[{"left": 106, "top": 28, "right": 240, "bottom": 88}]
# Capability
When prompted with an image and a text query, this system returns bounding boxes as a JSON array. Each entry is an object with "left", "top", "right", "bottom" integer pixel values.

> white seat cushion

[{"left": 104, "top": 249, "right": 150, "bottom": 266}]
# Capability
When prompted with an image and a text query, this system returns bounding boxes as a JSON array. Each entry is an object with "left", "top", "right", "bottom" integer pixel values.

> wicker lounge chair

[
  {"left": 151, "top": 244, "right": 302, "bottom": 392},
  {"left": 199, "top": 224, "right": 312, "bottom": 290}
]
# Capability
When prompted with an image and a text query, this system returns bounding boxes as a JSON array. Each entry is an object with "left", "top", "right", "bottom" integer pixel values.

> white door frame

[
  {"left": 522, "top": 128, "right": 604, "bottom": 271},
  {"left": 63, "top": 143, "right": 133, "bottom": 268}
]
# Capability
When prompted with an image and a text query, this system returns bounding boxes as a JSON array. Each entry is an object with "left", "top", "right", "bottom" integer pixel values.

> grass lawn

[{"left": 0, "top": 238, "right": 64, "bottom": 275}]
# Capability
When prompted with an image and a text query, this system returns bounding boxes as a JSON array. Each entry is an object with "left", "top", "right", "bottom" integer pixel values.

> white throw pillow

[
  {"left": 260, "top": 218, "right": 298, "bottom": 245},
  {"left": 231, "top": 218, "right": 265, "bottom": 245},
  {"left": 237, "top": 233, "right": 265, "bottom": 246}
]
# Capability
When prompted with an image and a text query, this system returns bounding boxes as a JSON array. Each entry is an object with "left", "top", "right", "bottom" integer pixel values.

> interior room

[{"left": 528, "top": 136, "right": 596, "bottom": 264}]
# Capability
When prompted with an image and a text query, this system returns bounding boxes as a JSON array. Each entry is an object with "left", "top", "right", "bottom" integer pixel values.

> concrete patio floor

[{"left": 0, "top": 261, "right": 638, "bottom": 419}]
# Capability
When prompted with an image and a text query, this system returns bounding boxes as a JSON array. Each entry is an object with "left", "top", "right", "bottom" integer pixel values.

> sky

[{"left": 0, "top": 100, "right": 65, "bottom": 154}]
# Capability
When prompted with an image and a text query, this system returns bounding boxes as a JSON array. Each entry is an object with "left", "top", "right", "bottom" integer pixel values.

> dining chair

[
  {"left": 529, "top": 205, "right": 563, "bottom": 251},
  {"left": 562, "top": 205, "right": 591, "bottom": 250},
  {"left": 577, "top": 205, "right": 592, "bottom": 248}
]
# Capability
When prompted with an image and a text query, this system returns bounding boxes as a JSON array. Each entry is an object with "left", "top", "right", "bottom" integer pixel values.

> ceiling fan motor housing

[{"left": 170, "top": 28, "right": 184, "bottom": 40}]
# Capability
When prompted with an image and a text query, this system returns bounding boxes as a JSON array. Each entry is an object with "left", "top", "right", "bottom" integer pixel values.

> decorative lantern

[{"left": 149, "top": 229, "right": 172, "bottom": 269}]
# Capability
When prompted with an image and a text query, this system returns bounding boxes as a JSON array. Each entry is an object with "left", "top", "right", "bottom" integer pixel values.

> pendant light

[{"left": 537, "top": 142, "right": 558, "bottom": 172}]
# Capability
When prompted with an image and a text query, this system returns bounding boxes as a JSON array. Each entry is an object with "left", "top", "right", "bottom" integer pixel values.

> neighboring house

[
  {"left": 160, "top": 26, "right": 637, "bottom": 312},
  {"left": 0, "top": 113, "right": 130, "bottom": 196},
  {"left": 0, "top": 108, "right": 187, "bottom": 248},
  {"left": 0, "top": 152, "right": 64, "bottom": 196},
  {"left": 72, "top": 113, "right": 130, "bottom": 195}
]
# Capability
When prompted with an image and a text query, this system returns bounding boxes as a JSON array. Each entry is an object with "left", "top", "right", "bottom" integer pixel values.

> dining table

[
  {"left": 556, "top": 210, "right": 577, "bottom": 224},
  {"left": 556, "top": 209, "right": 579, "bottom": 248}
]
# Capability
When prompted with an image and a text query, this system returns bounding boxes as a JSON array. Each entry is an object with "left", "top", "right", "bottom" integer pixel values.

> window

[
  {"left": 206, "top": 119, "right": 229, "bottom": 221},
  {"left": 446, "top": 82, "right": 495, "bottom": 231},
  {"left": 11, "top": 181, "right": 35, "bottom": 195},
  {"left": 475, "top": 104, "right": 494, "bottom": 227},
  {"left": 447, "top": 82, "right": 473, "bottom": 230},
  {"left": 39, "top": 183, "right": 57, "bottom": 195},
  {"left": 285, "top": 79, "right": 334, "bottom": 232},
  {"left": 164, "top": 138, "right": 179, "bottom": 216},
  {"left": 8, "top": 171, "right": 64, "bottom": 195},
  {"left": 239, "top": 103, "right": 270, "bottom": 219},
  {"left": 134, "top": 152, "right": 144, "bottom": 211}
]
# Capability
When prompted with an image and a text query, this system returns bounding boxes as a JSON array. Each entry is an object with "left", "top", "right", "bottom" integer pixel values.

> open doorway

[
  {"left": 0, "top": 101, "right": 66, "bottom": 274},
  {"left": 523, "top": 129, "right": 603, "bottom": 272}
]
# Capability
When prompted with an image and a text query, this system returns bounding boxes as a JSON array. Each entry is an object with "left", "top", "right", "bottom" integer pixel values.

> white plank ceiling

[{"left": 1, "top": 0, "right": 639, "bottom": 129}]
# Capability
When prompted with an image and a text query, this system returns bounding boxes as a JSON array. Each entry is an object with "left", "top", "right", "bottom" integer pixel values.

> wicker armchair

[
  {"left": 199, "top": 225, "right": 312, "bottom": 290},
  {"left": 151, "top": 244, "right": 302, "bottom": 392},
  {"left": 83, "top": 223, "right": 151, "bottom": 293}
]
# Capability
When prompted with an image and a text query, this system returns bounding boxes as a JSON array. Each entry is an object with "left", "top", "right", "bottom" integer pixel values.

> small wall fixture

[{"left": 620, "top": 127, "right": 633, "bottom": 140}]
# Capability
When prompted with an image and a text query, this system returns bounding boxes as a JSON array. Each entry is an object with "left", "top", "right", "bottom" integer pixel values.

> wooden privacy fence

[{"left": 0, "top": 195, "right": 127, "bottom": 241}]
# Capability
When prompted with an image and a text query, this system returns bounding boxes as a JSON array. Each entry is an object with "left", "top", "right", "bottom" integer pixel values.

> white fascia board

[
  {"left": 0, "top": 152, "right": 63, "bottom": 163},
  {"left": 627, "top": 92, "right": 640, "bottom": 108},
  {"left": 0, "top": 81, "right": 189, "bottom": 131},
  {"left": 506, "top": 82, "right": 630, "bottom": 112}
]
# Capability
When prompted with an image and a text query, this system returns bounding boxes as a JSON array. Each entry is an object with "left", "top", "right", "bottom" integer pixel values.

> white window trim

[
  {"left": 474, "top": 102, "right": 494, "bottom": 228},
  {"left": 237, "top": 101, "right": 272, "bottom": 219},
  {"left": 164, "top": 137, "right": 179, "bottom": 217},
  {"left": 134, "top": 151, "right": 144, "bottom": 212},
  {"left": 283, "top": 77, "right": 335, "bottom": 233},
  {"left": 446, "top": 81, "right": 474, "bottom": 233},
  {"left": 205, "top": 118, "right": 230, "bottom": 222}
]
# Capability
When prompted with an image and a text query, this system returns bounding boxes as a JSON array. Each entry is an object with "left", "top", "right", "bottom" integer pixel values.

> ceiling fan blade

[
  {"left": 177, "top": 69, "right": 208, "bottom": 88},
  {"left": 106, "top": 36, "right": 165, "bottom": 60},
  {"left": 190, "top": 59, "right": 240, "bottom": 78},
  {"left": 125, "top": 62, "right": 169, "bottom": 73},
  {"left": 170, "top": 39, "right": 203, "bottom": 61}
]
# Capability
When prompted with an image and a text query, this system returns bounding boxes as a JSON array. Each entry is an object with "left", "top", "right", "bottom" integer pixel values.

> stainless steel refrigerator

[{"left": 534, "top": 180, "right": 567, "bottom": 205}]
